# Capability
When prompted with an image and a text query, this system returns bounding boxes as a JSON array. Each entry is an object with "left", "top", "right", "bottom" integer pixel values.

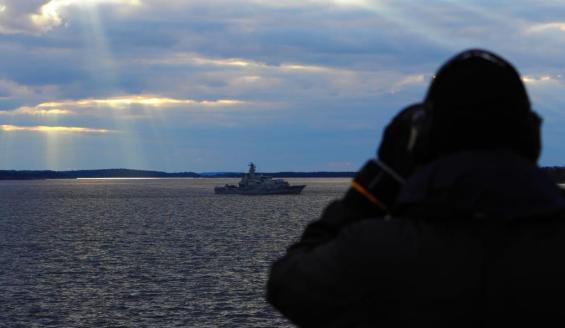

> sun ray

[
  {"left": 0, "top": 124, "right": 111, "bottom": 133},
  {"left": 31, "top": 0, "right": 141, "bottom": 32},
  {"left": 37, "top": 96, "right": 245, "bottom": 109},
  {"left": 33, "top": 0, "right": 143, "bottom": 170}
]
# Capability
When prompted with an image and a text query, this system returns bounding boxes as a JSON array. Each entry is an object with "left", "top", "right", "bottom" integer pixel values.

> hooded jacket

[{"left": 267, "top": 150, "right": 565, "bottom": 327}]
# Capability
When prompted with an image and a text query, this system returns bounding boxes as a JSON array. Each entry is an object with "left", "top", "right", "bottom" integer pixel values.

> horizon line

[{"left": 0, "top": 168, "right": 357, "bottom": 173}]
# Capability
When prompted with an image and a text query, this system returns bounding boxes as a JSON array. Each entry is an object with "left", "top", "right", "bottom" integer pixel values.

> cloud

[
  {"left": 32, "top": 0, "right": 141, "bottom": 32},
  {"left": 522, "top": 74, "right": 563, "bottom": 85},
  {"left": 390, "top": 74, "right": 426, "bottom": 93},
  {"left": 0, "top": 79, "right": 62, "bottom": 111},
  {"left": 0, "top": 0, "right": 141, "bottom": 34},
  {"left": 0, "top": 107, "right": 71, "bottom": 116},
  {"left": 137, "top": 52, "right": 340, "bottom": 73},
  {"left": 0, "top": 79, "right": 36, "bottom": 98},
  {"left": 0, "top": 95, "right": 250, "bottom": 126},
  {"left": 36, "top": 95, "right": 246, "bottom": 109},
  {"left": 527, "top": 22, "right": 565, "bottom": 33},
  {"left": 134, "top": 51, "right": 429, "bottom": 101},
  {"left": 0, "top": 79, "right": 59, "bottom": 98},
  {"left": 0, "top": 124, "right": 111, "bottom": 133}
]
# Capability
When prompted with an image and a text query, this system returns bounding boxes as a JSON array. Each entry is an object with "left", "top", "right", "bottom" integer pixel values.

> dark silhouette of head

[{"left": 418, "top": 49, "right": 541, "bottom": 164}]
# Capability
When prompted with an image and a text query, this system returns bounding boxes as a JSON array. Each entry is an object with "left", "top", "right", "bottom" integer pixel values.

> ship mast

[{"left": 249, "top": 162, "right": 256, "bottom": 179}]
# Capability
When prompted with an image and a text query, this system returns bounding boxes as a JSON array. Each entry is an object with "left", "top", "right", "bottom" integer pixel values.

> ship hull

[{"left": 215, "top": 185, "right": 306, "bottom": 195}]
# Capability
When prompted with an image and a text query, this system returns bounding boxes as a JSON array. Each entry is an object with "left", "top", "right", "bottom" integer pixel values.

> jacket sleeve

[{"left": 266, "top": 200, "right": 400, "bottom": 327}]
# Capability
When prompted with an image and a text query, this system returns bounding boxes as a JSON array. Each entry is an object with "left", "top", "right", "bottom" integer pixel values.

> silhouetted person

[{"left": 267, "top": 49, "right": 565, "bottom": 327}]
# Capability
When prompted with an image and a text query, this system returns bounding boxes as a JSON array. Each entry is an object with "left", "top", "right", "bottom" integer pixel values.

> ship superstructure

[{"left": 214, "top": 163, "right": 306, "bottom": 195}]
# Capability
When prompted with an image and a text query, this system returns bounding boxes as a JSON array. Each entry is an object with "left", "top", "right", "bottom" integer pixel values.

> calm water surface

[{"left": 0, "top": 178, "right": 349, "bottom": 327}]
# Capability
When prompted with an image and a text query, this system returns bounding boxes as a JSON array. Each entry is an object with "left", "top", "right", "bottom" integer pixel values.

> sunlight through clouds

[
  {"left": 0, "top": 124, "right": 111, "bottom": 134},
  {"left": 527, "top": 22, "right": 565, "bottom": 33},
  {"left": 0, "top": 95, "right": 248, "bottom": 121},
  {"left": 1, "top": 0, "right": 565, "bottom": 170},
  {"left": 389, "top": 74, "right": 426, "bottom": 94},
  {"left": 0, "top": 0, "right": 141, "bottom": 34},
  {"left": 249, "top": 0, "right": 374, "bottom": 9},
  {"left": 35, "top": 96, "right": 246, "bottom": 110},
  {"left": 331, "top": 0, "right": 372, "bottom": 8},
  {"left": 31, "top": 0, "right": 141, "bottom": 32},
  {"left": 0, "top": 107, "right": 71, "bottom": 116},
  {"left": 522, "top": 75, "right": 563, "bottom": 85},
  {"left": 143, "top": 53, "right": 339, "bottom": 74}
]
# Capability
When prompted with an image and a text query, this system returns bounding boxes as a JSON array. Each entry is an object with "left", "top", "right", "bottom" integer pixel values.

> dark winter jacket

[{"left": 267, "top": 151, "right": 565, "bottom": 327}]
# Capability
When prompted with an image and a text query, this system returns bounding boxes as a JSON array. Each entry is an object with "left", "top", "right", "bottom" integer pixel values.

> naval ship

[{"left": 214, "top": 163, "right": 306, "bottom": 195}]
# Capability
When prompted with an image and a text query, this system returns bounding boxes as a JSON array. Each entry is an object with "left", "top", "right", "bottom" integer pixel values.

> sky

[{"left": 0, "top": 0, "right": 565, "bottom": 172}]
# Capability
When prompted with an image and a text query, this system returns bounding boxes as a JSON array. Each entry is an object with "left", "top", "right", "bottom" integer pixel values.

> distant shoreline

[
  {"left": 0, "top": 169, "right": 355, "bottom": 180},
  {"left": 3, "top": 167, "right": 565, "bottom": 182}
]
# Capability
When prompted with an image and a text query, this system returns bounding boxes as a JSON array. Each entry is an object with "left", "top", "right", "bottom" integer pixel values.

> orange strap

[{"left": 351, "top": 180, "right": 388, "bottom": 211}]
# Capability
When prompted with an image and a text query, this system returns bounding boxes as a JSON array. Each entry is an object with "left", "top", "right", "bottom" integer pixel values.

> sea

[{"left": 0, "top": 178, "right": 350, "bottom": 328}]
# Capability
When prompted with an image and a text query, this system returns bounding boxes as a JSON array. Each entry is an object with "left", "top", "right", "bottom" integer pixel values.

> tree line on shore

[
  {"left": 0, "top": 169, "right": 356, "bottom": 180},
  {"left": 3, "top": 168, "right": 565, "bottom": 182}
]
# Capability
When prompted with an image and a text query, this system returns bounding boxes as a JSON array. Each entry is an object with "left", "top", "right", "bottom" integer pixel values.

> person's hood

[{"left": 394, "top": 150, "right": 565, "bottom": 220}]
